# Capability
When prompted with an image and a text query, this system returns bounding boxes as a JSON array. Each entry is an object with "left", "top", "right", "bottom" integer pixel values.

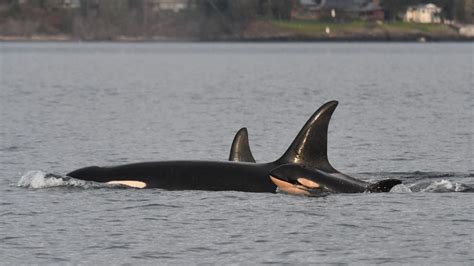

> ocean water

[{"left": 0, "top": 42, "right": 473, "bottom": 264}]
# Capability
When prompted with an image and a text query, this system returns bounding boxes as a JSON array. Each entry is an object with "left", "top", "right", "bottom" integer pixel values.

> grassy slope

[{"left": 268, "top": 20, "right": 458, "bottom": 38}]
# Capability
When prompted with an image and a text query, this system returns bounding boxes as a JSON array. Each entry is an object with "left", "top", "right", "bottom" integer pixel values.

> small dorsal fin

[
  {"left": 276, "top": 101, "right": 338, "bottom": 173},
  {"left": 229, "top": 128, "right": 256, "bottom": 163}
]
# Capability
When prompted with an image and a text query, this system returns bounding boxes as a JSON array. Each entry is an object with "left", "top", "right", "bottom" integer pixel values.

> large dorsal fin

[
  {"left": 229, "top": 128, "right": 256, "bottom": 163},
  {"left": 276, "top": 101, "right": 338, "bottom": 173}
]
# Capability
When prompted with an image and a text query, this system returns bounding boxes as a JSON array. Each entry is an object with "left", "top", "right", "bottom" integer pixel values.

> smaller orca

[{"left": 270, "top": 164, "right": 402, "bottom": 195}]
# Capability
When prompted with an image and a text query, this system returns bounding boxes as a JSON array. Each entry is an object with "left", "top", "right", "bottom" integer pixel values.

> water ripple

[{"left": 1, "top": 42, "right": 473, "bottom": 265}]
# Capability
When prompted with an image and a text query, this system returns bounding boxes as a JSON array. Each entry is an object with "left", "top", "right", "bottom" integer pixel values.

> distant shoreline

[
  {"left": 1, "top": 20, "right": 473, "bottom": 43},
  {"left": 1, "top": 36, "right": 472, "bottom": 43}
]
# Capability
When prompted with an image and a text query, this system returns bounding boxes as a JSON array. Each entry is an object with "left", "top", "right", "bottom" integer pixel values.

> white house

[
  {"left": 149, "top": 0, "right": 191, "bottom": 13},
  {"left": 404, "top": 3, "right": 442, "bottom": 23},
  {"left": 62, "top": 0, "right": 80, "bottom": 9}
]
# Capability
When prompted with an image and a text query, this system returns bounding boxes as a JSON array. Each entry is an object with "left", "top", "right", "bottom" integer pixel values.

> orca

[
  {"left": 226, "top": 110, "right": 401, "bottom": 194},
  {"left": 269, "top": 164, "right": 401, "bottom": 195},
  {"left": 67, "top": 101, "right": 401, "bottom": 195}
]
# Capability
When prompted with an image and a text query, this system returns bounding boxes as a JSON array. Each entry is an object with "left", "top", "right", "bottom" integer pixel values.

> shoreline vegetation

[
  {"left": 1, "top": 20, "right": 471, "bottom": 42},
  {"left": 1, "top": 0, "right": 473, "bottom": 43}
]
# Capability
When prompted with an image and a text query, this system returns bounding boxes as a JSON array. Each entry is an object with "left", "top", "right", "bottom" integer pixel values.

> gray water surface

[{"left": 0, "top": 42, "right": 473, "bottom": 264}]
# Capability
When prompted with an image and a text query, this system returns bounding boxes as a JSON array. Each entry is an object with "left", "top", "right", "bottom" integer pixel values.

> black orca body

[
  {"left": 68, "top": 161, "right": 277, "bottom": 192},
  {"left": 67, "top": 101, "right": 401, "bottom": 194}
]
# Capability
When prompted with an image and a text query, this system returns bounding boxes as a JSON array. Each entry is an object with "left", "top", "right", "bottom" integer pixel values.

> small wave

[
  {"left": 390, "top": 184, "right": 412, "bottom": 193},
  {"left": 361, "top": 171, "right": 469, "bottom": 180},
  {"left": 17, "top": 170, "right": 89, "bottom": 188},
  {"left": 361, "top": 172, "right": 473, "bottom": 193},
  {"left": 419, "top": 179, "right": 471, "bottom": 193},
  {"left": 16, "top": 170, "right": 126, "bottom": 189}
]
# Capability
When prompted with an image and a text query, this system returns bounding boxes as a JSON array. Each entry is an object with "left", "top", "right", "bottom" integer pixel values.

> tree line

[
  {"left": 0, "top": 0, "right": 471, "bottom": 40},
  {"left": 0, "top": 0, "right": 294, "bottom": 39}
]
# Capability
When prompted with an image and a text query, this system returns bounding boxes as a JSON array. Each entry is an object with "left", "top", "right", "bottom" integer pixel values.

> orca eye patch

[
  {"left": 296, "top": 178, "right": 320, "bottom": 189},
  {"left": 269, "top": 175, "right": 322, "bottom": 197}
]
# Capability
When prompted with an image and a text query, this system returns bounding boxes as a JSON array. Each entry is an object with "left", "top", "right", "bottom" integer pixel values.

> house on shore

[
  {"left": 404, "top": 3, "right": 442, "bottom": 24},
  {"left": 150, "top": 0, "right": 193, "bottom": 13},
  {"left": 293, "top": 0, "right": 384, "bottom": 21}
]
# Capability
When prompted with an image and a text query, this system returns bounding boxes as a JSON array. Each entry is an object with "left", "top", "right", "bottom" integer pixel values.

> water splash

[
  {"left": 419, "top": 179, "right": 471, "bottom": 193},
  {"left": 16, "top": 170, "right": 120, "bottom": 189},
  {"left": 390, "top": 184, "right": 412, "bottom": 193},
  {"left": 18, "top": 170, "right": 86, "bottom": 188},
  {"left": 364, "top": 172, "right": 473, "bottom": 193}
]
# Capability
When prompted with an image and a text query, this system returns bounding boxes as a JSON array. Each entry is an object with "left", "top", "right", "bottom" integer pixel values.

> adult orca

[
  {"left": 226, "top": 114, "right": 401, "bottom": 194},
  {"left": 67, "top": 101, "right": 401, "bottom": 195}
]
